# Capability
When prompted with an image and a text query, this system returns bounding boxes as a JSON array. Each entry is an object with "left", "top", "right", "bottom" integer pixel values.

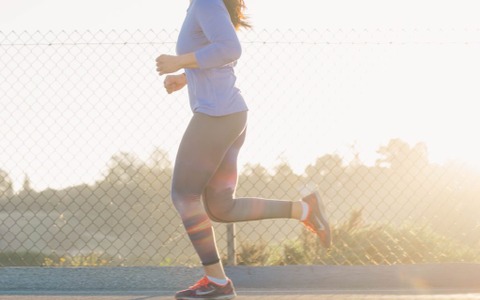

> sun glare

[{"left": 1, "top": 1, "right": 480, "bottom": 191}]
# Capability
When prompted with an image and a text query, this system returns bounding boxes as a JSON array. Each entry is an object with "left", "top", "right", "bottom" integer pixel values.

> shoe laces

[{"left": 189, "top": 276, "right": 210, "bottom": 289}]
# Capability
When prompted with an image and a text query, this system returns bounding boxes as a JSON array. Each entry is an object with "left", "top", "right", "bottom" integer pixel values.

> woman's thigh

[{"left": 171, "top": 111, "right": 247, "bottom": 201}]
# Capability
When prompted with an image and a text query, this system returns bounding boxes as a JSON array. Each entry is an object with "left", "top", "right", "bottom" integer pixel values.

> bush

[
  {"left": 42, "top": 253, "right": 113, "bottom": 267},
  {"left": 236, "top": 240, "right": 270, "bottom": 266},
  {"left": 0, "top": 251, "right": 48, "bottom": 266},
  {"left": 0, "top": 251, "right": 116, "bottom": 267},
  {"left": 237, "top": 210, "right": 480, "bottom": 266}
]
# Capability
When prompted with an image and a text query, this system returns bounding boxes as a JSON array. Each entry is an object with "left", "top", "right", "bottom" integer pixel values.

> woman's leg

[
  {"left": 171, "top": 111, "right": 248, "bottom": 268},
  {"left": 171, "top": 111, "right": 302, "bottom": 276},
  {"left": 203, "top": 128, "right": 295, "bottom": 223},
  {"left": 199, "top": 123, "right": 302, "bottom": 281}
]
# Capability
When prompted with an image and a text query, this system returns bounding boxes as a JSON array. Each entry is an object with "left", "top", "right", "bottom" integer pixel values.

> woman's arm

[
  {"left": 156, "top": 53, "right": 198, "bottom": 76},
  {"left": 156, "top": 0, "right": 240, "bottom": 75},
  {"left": 163, "top": 73, "right": 187, "bottom": 94},
  {"left": 194, "top": 0, "right": 242, "bottom": 69}
]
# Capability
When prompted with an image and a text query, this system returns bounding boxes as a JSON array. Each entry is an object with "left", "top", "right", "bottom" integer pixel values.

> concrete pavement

[
  {"left": 1, "top": 264, "right": 479, "bottom": 299},
  {"left": 1, "top": 291, "right": 480, "bottom": 300}
]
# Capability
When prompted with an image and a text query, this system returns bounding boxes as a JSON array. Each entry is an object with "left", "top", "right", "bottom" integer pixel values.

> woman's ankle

[
  {"left": 203, "top": 261, "right": 227, "bottom": 280},
  {"left": 291, "top": 201, "right": 303, "bottom": 220}
]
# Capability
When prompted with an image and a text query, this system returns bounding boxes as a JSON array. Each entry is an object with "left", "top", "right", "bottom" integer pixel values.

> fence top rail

[{"left": 1, "top": 28, "right": 480, "bottom": 46}]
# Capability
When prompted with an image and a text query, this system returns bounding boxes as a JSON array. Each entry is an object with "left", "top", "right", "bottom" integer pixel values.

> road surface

[{"left": 1, "top": 264, "right": 479, "bottom": 299}]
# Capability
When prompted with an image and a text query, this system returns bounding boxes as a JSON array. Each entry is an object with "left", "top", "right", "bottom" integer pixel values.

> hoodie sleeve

[{"left": 194, "top": 0, "right": 242, "bottom": 69}]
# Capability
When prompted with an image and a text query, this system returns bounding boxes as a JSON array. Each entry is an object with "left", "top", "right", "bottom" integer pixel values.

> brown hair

[{"left": 223, "top": 0, "right": 251, "bottom": 30}]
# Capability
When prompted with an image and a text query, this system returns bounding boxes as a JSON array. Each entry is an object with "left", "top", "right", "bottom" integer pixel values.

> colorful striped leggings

[{"left": 171, "top": 111, "right": 293, "bottom": 266}]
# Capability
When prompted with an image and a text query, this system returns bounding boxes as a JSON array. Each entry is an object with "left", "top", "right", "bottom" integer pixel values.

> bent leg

[{"left": 203, "top": 129, "right": 293, "bottom": 223}]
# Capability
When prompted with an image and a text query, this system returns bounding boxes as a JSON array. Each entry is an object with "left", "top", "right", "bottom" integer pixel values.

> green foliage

[
  {"left": 0, "top": 169, "right": 13, "bottom": 197},
  {"left": 158, "top": 257, "right": 174, "bottom": 266},
  {"left": 1, "top": 139, "right": 480, "bottom": 266},
  {"left": 42, "top": 253, "right": 113, "bottom": 267},
  {"left": 238, "top": 210, "right": 480, "bottom": 266},
  {"left": 0, "top": 251, "right": 117, "bottom": 267},
  {"left": 0, "top": 251, "right": 47, "bottom": 266},
  {"left": 236, "top": 240, "right": 270, "bottom": 266}
]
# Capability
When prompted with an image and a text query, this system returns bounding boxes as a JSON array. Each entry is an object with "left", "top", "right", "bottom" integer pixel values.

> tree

[
  {"left": 270, "top": 162, "right": 301, "bottom": 198},
  {"left": 147, "top": 148, "right": 172, "bottom": 171},
  {"left": 104, "top": 152, "right": 143, "bottom": 185},
  {"left": 22, "top": 174, "right": 33, "bottom": 193},
  {"left": 142, "top": 148, "right": 173, "bottom": 195},
  {"left": 238, "top": 163, "right": 270, "bottom": 197},
  {"left": 375, "top": 138, "right": 429, "bottom": 171},
  {"left": 0, "top": 169, "right": 13, "bottom": 197},
  {"left": 305, "top": 154, "right": 344, "bottom": 183}
]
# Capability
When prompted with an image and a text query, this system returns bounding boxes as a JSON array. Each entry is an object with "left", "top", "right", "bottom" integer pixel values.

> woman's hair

[{"left": 223, "top": 0, "right": 251, "bottom": 30}]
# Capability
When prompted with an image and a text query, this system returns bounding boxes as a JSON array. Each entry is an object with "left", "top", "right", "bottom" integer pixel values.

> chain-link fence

[{"left": 1, "top": 29, "right": 480, "bottom": 267}]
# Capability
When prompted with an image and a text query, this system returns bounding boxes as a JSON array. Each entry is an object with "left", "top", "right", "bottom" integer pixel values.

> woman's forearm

[
  {"left": 178, "top": 52, "right": 199, "bottom": 69},
  {"left": 156, "top": 52, "right": 198, "bottom": 75}
]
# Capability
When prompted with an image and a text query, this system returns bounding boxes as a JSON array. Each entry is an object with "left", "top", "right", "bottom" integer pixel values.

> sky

[
  {"left": 1, "top": 0, "right": 480, "bottom": 31},
  {"left": 1, "top": 0, "right": 480, "bottom": 191}
]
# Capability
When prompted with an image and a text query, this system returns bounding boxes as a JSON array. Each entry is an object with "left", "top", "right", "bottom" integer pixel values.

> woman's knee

[
  {"left": 203, "top": 188, "right": 235, "bottom": 223},
  {"left": 170, "top": 186, "right": 201, "bottom": 216}
]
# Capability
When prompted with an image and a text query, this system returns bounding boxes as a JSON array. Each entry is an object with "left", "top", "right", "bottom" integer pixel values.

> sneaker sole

[{"left": 176, "top": 295, "right": 236, "bottom": 300}]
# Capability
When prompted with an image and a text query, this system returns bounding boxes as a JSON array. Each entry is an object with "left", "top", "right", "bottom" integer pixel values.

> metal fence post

[{"left": 226, "top": 223, "right": 236, "bottom": 266}]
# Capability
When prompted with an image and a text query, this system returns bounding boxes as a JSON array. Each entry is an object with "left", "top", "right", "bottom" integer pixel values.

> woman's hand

[
  {"left": 164, "top": 74, "right": 187, "bottom": 94},
  {"left": 156, "top": 54, "right": 182, "bottom": 76},
  {"left": 156, "top": 53, "right": 198, "bottom": 76}
]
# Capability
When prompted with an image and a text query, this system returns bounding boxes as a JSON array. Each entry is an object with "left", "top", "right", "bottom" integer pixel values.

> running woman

[{"left": 155, "top": 0, "right": 331, "bottom": 298}]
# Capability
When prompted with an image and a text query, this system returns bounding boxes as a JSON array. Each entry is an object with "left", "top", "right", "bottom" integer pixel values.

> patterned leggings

[{"left": 171, "top": 111, "right": 293, "bottom": 266}]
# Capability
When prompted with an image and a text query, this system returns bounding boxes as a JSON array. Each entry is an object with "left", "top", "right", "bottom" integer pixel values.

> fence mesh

[{"left": 1, "top": 29, "right": 480, "bottom": 267}]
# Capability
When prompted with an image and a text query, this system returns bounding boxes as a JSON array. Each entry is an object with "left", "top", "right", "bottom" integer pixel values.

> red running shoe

[
  {"left": 175, "top": 276, "right": 236, "bottom": 300},
  {"left": 302, "top": 191, "right": 332, "bottom": 248}
]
